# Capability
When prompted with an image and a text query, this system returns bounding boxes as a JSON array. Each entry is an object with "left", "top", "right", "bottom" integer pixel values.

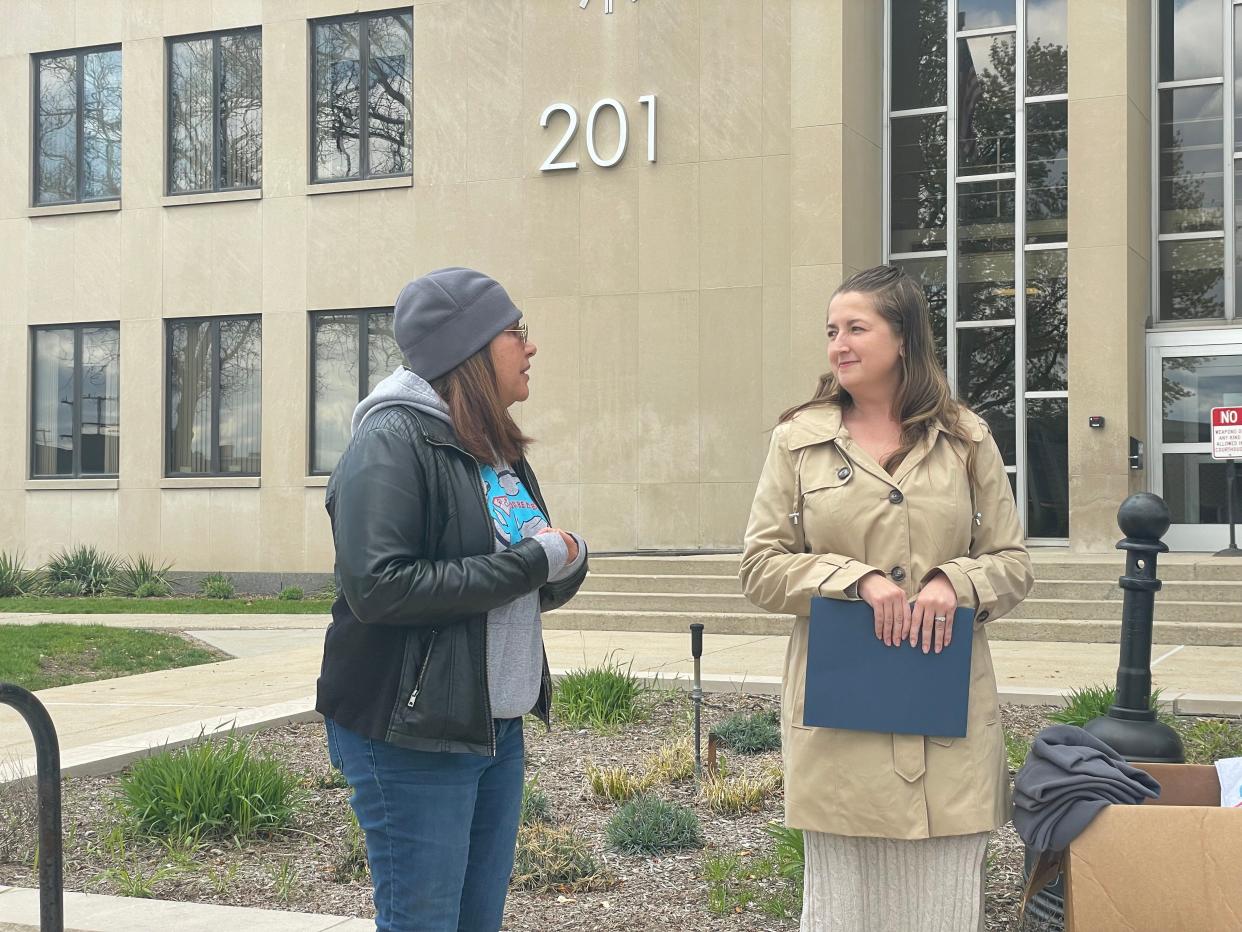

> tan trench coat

[{"left": 740, "top": 403, "right": 1033, "bottom": 840}]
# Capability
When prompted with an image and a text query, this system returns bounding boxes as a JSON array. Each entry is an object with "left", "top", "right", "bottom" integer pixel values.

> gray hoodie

[{"left": 352, "top": 367, "right": 585, "bottom": 719}]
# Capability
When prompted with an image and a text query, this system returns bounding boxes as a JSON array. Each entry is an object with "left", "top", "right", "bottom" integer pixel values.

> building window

[
  {"left": 1151, "top": 0, "right": 1242, "bottom": 322},
  {"left": 309, "top": 309, "right": 402, "bottom": 474},
  {"left": 166, "top": 317, "right": 262, "bottom": 476},
  {"left": 310, "top": 10, "right": 412, "bottom": 183},
  {"left": 30, "top": 324, "right": 120, "bottom": 478},
  {"left": 167, "top": 29, "right": 262, "bottom": 194},
  {"left": 33, "top": 45, "right": 122, "bottom": 206},
  {"left": 886, "top": 0, "right": 1069, "bottom": 538}
]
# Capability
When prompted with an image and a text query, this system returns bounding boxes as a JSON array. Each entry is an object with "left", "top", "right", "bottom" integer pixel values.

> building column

[
  {"left": 1067, "top": 0, "right": 1151, "bottom": 551},
  {"left": 787, "top": 0, "right": 884, "bottom": 390}
]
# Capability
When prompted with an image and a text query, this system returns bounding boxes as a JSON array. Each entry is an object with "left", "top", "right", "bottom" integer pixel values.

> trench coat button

[
  {"left": 837, "top": 466, "right": 851, "bottom": 480},
  {"left": 978, "top": 610, "right": 990, "bottom": 623},
  {"left": 890, "top": 566, "right": 906, "bottom": 582},
  {"left": 888, "top": 489, "right": 904, "bottom": 504}
]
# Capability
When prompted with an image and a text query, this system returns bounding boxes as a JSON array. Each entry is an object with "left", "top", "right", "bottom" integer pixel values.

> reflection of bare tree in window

[
  {"left": 81, "top": 49, "right": 122, "bottom": 199},
  {"left": 36, "top": 56, "right": 78, "bottom": 203},
  {"left": 314, "top": 14, "right": 410, "bottom": 181},
  {"left": 221, "top": 31, "right": 262, "bottom": 188},
  {"left": 170, "top": 39, "right": 214, "bottom": 192},
  {"left": 315, "top": 22, "right": 361, "bottom": 180},
  {"left": 169, "top": 319, "right": 262, "bottom": 474},
  {"left": 367, "top": 15, "right": 412, "bottom": 175}
]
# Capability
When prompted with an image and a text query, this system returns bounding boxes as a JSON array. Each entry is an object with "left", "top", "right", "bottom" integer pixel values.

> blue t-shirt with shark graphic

[{"left": 480, "top": 464, "right": 549, "bottom": 547}]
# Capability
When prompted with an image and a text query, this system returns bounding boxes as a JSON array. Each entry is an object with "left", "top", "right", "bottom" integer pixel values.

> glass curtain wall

[
  {"left": 1151, "top": 2, "right": 1242, "bottom": 543},
  {"left": 886, "top": 0, "right": 1069, "bottom": 538}
]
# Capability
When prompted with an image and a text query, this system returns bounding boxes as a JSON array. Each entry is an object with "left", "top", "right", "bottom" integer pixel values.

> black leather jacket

[{"left": 315, "top": 405, "right": 587, "bottom": 755}]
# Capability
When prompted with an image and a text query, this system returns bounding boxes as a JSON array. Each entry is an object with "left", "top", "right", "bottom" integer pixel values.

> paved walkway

[
  {"left": 0, "top": 611, "right": 1240, "bottom": 931},
  {"left": 2, "top": 614, "right": 1240, "bottom": 779}
]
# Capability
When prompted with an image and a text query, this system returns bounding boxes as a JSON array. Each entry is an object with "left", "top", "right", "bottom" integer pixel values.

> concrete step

[
  {"left": 580, "top": 573, "right": 743, "bottom": 595},
  {"left": 1010, "top": 598, "right": 1242, "bottom": 624},
  {"left": 569, "top": 590, "right": 1242, "bottom": 624},
  {"left": 591, "top": 556, "right": 741, "bottom": 576},
  {"left": 544, "top": 608, "right": 1242, "bottom": 646},
  {"left": 1030, "top": 579, "right": 1242, "bottom": 602},
  {"left": 592, "top": 554, "right": 1242, "bottom": 584}
]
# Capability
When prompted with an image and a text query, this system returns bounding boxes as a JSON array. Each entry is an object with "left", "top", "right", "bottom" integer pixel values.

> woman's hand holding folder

[{"left": 857, "top": 570, "right": 958, "bottom": 654}]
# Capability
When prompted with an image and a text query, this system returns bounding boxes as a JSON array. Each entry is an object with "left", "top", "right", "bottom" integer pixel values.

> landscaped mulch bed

[{"left": 0, "top": 694, "right": 1059, "bottom": 931}]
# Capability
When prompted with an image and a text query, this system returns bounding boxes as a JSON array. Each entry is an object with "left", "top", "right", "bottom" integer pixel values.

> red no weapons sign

[{"left": 1212, "top": 407, "right": 1242, "bottom": 460}]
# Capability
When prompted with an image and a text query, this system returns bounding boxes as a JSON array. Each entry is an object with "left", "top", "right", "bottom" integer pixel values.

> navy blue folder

[{"left": 803, "top": 597, "right": 975, "bottom": 737}]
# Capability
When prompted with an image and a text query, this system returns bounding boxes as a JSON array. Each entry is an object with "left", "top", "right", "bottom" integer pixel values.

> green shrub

[
  {"left": 713, "top": 709, "right": 782, "bottom": 754},
  {"left": 512, "top": 823, "right": 611, "bottom": 893},
  {"left": 553, "top": 654, "right": 643, "bottom": 731},
  {"left": 605, "top": 794, "right": 703, "bottom": 855},
  {"left": 0, "top": 551, "right": 42, "bottom": 597},
  {"left": 110, "top": 555, "right": 174, "bottom": 598},
  {"left": 50, "top": 579, "right": 85, "bottom": 597},
  {"left": 43, "top": 544, "right": 119, "bottom": 596},
  {"left": 197, "top": 573, "right": 235, "bottom": 600},
  {"left": 1180, "top": 718, "right": 1242, "bottom": 764},
  {"left": 1049, "top": 683, "right": 1175, "bottom": 727},
  {"left": 116, "top": 734, "right": 303, "bottom": 843},
  {"left": 521, "top": 777, "right": 552, "bottom": 826},
  {"left": 278, "top": 586, "right": 304, "bottom": 601}
]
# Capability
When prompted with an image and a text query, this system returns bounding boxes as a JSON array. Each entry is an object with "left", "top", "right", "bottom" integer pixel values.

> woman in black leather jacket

[{"left": 317, "top": 267, "right": 588, "bottom": 932}]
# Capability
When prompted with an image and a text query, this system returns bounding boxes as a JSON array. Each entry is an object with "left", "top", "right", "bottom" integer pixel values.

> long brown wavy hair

[
  {"left": 779, "top": 265, "right": 976, "bottom": 474},
  {"left": 431, "top": 347, "right": 532, "bottom": 466}
]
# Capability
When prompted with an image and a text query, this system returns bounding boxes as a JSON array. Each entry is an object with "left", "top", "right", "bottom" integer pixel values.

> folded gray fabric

[{"left": 1012, "top": 724, "right": 1161, "bottom": 852}]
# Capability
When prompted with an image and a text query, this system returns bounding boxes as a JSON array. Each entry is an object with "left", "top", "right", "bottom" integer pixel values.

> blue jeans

[{"left": 324, "top": 716, "right": 525, "bottom": 932}]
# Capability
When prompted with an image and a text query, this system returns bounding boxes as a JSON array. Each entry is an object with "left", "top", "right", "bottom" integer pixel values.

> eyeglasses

[{"left": 503, "top": 321, "right": 529, "bottom": 344}]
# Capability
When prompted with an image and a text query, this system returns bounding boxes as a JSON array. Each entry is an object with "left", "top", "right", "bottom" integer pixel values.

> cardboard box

[{"left": 1064, "top": 763, "right": 1242, "bottom": 931}]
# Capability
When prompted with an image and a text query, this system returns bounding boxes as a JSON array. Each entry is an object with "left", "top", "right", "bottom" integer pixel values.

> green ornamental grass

[
  {"left": 1049, "top": 683, "right": 1175, "bottom": 728},
  {"left": 109, "top": 555, "right": 174, "bottom": 598},
  {"left": 278, "top": 586, "right": 304, "bottom": 601},
  {"left": 553, "top": 655, "right": 643, "bottom": 731},
  {"left": 198, "top": 573, "right": 236, "bottom": 600},
  {"left": 43, "top": 544, "right": 120, "bottom": 596},
  {"left": 713, "top": 708, "right": 782, "bottom": 754},
  {"left": 116, "top": 735, "right": 304, "bottom": 843},
  {"left": 1179, "top": 718, "right": 1242, "bottom": 764},
  {"left": 0, "top": 551, "right": 42, "bottom": 598},
  {"left": 605, "top": 794, "right": 703, "bottom": 855}
]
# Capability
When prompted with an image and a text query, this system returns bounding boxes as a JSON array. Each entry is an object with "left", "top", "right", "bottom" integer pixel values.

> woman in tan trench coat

[{"left": 740, "top": 266, "right": 1033, "bottom": 932}]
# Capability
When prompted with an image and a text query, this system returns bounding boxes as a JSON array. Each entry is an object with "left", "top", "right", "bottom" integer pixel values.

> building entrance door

[{"left": 1148, "top": 330, "right": 1242, "bottom": 551}]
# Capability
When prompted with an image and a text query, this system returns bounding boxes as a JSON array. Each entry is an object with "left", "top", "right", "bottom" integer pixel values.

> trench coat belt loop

[{"left": 893, "top": 733, "right": 926, "bottom": 783}]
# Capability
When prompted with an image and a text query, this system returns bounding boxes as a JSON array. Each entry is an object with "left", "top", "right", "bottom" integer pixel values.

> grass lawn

[
  {"left": 0, "top": 623, "right": 226, "bottom": 691},
  {"left": 0, "top": 597, "right": 334, "bottom": 614}
]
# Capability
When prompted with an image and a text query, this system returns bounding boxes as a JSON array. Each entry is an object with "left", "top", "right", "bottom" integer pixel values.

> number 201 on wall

[{"left": 540, "top": 95, "right": 656, "bottom": 171}]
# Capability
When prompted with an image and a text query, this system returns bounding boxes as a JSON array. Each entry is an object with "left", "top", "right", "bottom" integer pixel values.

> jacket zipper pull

[
  {"left": 788, "top": 511, "right": 800, "bottom": 526},
  {"left": 407, "top": 688, "right": 419, "bottom": 709},
  {"left": 974, "top": 511, "right": 983, "bottom": 527}
]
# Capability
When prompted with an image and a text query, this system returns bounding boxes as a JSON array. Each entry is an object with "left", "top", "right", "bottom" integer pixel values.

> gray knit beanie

[{"left": 393, "top": 268, "right": 521, "bottom": 381}]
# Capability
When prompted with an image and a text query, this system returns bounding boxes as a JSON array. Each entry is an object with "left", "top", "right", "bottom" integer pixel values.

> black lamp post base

[
  {"left": 1214, "top": 546, "right": 1242, "bottom": 557},
  {"left": 1082, "top": 714, "right": 1185, "bottom": 763}
]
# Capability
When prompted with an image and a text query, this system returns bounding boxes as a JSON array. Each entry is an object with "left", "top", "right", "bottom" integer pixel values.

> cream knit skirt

[{"left": 800, "top": 830, "right": 989, "bottom": 932}]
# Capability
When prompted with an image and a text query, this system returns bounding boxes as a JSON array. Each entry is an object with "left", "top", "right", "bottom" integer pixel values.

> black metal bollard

[
  {"left": 0, "top": 683, "right": 64, "bottom": 932},
  {"left": 1082, "top": 493, "right": 1185, "bottom": 763},
  {"left": 690, "top": 623, "right": 704, "bottom": 778}
]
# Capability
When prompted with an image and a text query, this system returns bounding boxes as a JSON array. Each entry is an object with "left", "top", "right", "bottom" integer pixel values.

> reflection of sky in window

[
  {"left": 1026, "top": 0, "right": 1066, "bottom": 48},
  {"left": 957, "top": 0, "right": 1014, "bottom": 31},
  {"left": 1161, "top": 0, "right": 1223, "bottom": 82}
]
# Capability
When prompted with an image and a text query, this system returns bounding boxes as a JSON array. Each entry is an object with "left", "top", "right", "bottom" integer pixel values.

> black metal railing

[{"left": 0, "top": 683, "right": 63, "bottom": 932}]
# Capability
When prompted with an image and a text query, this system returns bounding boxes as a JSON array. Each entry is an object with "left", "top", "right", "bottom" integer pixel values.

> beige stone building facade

[{"left": 0, "top": 0, "right": 1238, "bottom": 574}]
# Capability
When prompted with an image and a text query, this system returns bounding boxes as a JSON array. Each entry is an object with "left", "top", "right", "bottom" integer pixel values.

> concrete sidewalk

[
  {"left": 0, "top": 885, "right": 371, "bottom": 932},
  {"left": 2, "top": 619, "right": 1240, "bottom": 780}
]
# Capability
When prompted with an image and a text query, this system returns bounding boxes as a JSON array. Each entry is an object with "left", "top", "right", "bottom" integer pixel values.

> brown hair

[
  {"left": 778, "top": 265, "right": 975, "bottom": 474},
  {"left": 431, "top": 347, "right": 532, "bottom": 466}
]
